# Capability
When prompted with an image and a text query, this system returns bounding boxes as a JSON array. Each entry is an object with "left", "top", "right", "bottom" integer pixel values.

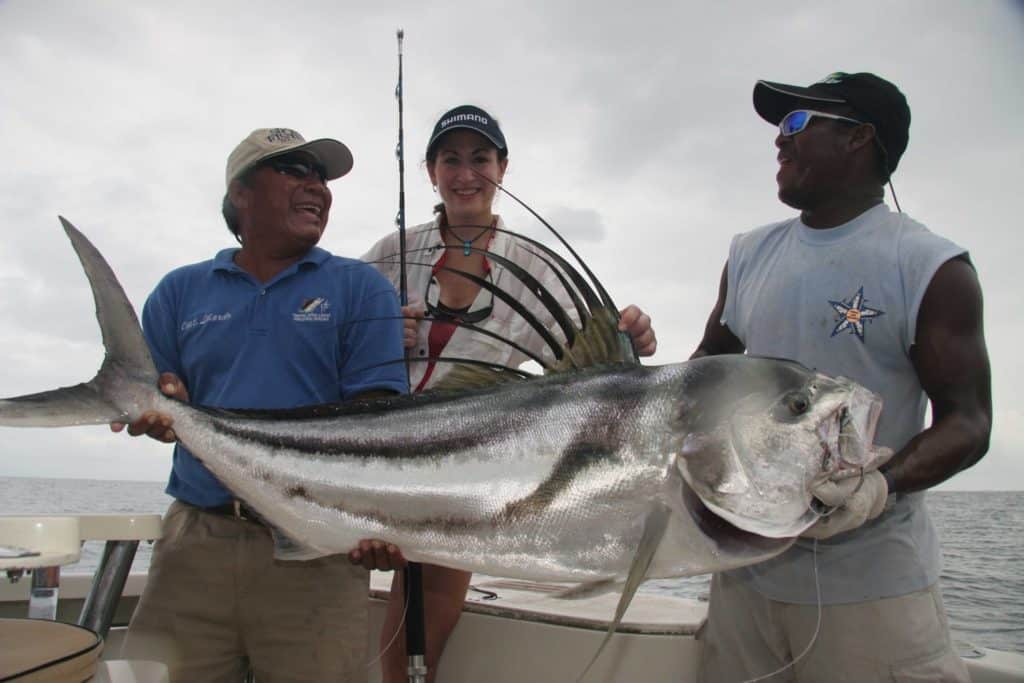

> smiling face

[
  {"left": 427, "top": 130, "right": 508, "bottom": 225},
  {"left": 231, "top": 152, "right": 333, "bottom": 255},
  {"left": 774, "top": 104, "right": 861, "bottom": 212}
]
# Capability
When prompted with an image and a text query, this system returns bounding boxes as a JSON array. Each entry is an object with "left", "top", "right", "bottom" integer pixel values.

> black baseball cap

[
  {"left": 426, "top": 105, "right": 507, "bottom": 158},
  {"left": 753, "top": 72, "right": 911, "bottom": 177}
]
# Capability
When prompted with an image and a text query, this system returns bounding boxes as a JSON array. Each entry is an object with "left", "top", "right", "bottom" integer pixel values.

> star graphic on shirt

[{"left": 828, "top": 287, "right": 885, "bottom": 342}]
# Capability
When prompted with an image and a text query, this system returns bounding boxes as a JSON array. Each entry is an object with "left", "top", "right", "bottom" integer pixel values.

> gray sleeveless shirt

[{"left": 721, "top": 203, "right": 966, "bottom": 604}]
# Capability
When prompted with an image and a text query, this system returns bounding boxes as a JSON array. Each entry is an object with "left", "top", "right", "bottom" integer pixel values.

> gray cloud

[{"left": 537, "top": 206, "right": 607, "bottom": 242}]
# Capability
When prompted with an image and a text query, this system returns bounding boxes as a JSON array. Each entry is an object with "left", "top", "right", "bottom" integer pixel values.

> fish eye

[{"left": 772, "top": 391, "right": 811, "bottom": 422}]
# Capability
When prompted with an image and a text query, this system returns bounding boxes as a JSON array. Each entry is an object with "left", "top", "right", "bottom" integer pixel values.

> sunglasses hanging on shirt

[{"left": 424, "top": 270, "right": 495, "bottom": 324}]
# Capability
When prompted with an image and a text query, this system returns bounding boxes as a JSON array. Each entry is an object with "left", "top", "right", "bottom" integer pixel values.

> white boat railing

[{"left": 0, "top": 513, "right": 165, "bottom": 682}]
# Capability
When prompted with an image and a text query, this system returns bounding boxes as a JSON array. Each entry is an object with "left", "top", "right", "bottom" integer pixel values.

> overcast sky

[{"left": 0, "top": 1, "right": 1021, "bottom": 490}]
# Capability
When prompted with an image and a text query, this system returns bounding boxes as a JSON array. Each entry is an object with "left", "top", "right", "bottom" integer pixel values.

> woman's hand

[
  {"left": 401, "top": 303, "right": 424, "bottom": 349},
  {"left": 349, "top": 539, "right": 407, "bottom": 571},
  {"left": 619, "top": 304, "right": 657, "bottom": 356}
]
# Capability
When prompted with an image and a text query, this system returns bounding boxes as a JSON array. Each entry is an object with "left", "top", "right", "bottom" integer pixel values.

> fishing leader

[{"left": 691, "top": 72, "right": 991, "bottom": 681}]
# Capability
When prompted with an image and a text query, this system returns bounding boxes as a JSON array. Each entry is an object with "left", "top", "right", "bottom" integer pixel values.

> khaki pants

[
  {"left": 121, "top": 501, "right": 369, "bottom": 683},
  {"left": 697, "top": 572, "right": 970, "bottom": 683}
]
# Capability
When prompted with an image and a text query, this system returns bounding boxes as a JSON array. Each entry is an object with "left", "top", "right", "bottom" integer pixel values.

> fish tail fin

[
  {"left": 575, "top": 503, "right": 670, "bottom": 683},
  {"left": 0, "top": 217, "right": 158, "bottom": 427}
]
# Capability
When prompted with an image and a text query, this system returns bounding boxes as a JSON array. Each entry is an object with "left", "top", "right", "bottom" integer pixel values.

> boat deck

[{"left": 1, "top": 513, "right": 1022, "bottom": 682}]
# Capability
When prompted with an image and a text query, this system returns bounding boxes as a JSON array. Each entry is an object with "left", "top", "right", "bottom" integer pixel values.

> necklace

[{"left": 443, "top": 220, "right": 495, "bottom": 256}]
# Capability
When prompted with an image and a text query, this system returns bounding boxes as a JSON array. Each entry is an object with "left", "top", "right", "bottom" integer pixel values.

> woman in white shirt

[{"left": 354, "top": 104, "right": 657, "bottom": 682}]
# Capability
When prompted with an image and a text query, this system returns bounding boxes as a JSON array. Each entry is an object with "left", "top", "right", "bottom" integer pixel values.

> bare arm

[
  {"left": 882, "top": 257, "right": 992, "bottom": 493},
  {"left": 690, "top": 262, "right": 745, "bottom": 359}
]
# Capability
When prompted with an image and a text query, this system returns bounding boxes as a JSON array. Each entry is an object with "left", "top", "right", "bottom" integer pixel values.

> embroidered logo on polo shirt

[
  {"left": 181, "top": 312, "right": 232, "bottom": 332},
  {"left": 828, "top": 286, "right": 884, "bottom": 343},
  {"left": 293, "top": 297, "right": 331, "bottom": 322}
]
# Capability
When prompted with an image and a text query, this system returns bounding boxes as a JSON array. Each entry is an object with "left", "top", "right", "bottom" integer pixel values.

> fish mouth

[
  {"left": 819, "top": 387, "right": 888, "bottom": 473},
  {"left": 815, "top": 405, "right": 846, "bottom": 474}
]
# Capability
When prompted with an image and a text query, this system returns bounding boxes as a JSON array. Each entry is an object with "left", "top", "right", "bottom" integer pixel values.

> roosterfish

[{"left": 0, "top": 216, "right": 891, "bottom": 677}]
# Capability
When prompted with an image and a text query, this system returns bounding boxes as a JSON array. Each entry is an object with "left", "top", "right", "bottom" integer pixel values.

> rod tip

[{"left": 397, "top": 28, "right": 404, "bottom": 39}]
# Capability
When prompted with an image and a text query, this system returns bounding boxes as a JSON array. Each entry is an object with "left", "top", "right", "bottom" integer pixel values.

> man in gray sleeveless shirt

[{"left": 692, "top": 72, "right": 991, "bottom": 681}]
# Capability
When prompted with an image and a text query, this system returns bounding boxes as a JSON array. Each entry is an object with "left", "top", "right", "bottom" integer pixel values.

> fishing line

[
  {"left": 366, "top": 580, "right": 411, "bottom": 669},
  {"left": 740, "top": 538, "right": 823, "bottom": 683},
  {"left": 888, "top": 179, "right": 902, "bottom": 213}
]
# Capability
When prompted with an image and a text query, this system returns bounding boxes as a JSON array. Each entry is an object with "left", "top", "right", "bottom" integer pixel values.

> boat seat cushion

[{"left": 0, "top": 618, "right": 102, "bottom": 682}]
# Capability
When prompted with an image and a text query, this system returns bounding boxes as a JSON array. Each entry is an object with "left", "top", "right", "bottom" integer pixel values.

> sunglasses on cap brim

[{"left": 779, "top": 109, "right": 866, "bottom": 137}]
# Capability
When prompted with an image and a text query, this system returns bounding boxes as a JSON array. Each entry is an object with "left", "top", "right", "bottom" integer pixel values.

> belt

[{"left": 203, "top": 500, "right": 263, "bottom": 524}]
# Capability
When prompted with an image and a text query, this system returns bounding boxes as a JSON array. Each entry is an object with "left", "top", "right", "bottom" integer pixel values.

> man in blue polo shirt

[{"left": 117, "top": 128, "right": 408, "bottom": 681}]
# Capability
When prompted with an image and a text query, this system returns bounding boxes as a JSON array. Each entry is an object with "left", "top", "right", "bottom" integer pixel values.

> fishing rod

[
  {"left": 396, "top": 29, "right": 409, "bottom": 314},
  {"left": 395, "top": 27, "right": 428, "bottom": 683}
]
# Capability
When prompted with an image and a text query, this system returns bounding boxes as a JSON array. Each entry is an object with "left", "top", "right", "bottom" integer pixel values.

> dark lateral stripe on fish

[
  {"left": 499, "top": 437, "right": 621, "bottom": 522},
  {"left": 204, "top": 385, "right": 635, "bottom": 463},
  {"left": 498, "top": 406, "right": 634, "bottom": 522},
  {"left": 206, "top": 417, "right": 499, "bottom": 460},
  {"left": 248, "top": 415, "right": 629, "bottom": 533},
  {"left": 196, "top": 373, "right": 618, "bottom": 460},
  {"left": 193, "top": 374, "right": 572, "bottom": 421}
]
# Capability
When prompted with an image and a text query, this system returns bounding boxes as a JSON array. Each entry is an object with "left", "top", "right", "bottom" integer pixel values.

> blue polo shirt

[{"left": 142, "top": 246, "right": 408, "bottom": 508}]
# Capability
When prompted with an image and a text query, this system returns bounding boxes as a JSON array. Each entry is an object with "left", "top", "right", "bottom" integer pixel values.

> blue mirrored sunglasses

[
  {"left": 267, "top": 158, "right": 327, "bottom": 183},
  {"left": 779, "top": 109, "right": 864, "bottom": 137}
]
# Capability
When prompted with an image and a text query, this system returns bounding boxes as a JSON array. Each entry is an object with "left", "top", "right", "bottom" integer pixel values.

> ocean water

[{"left": 1, "top": 477, "right": 1020, "bottom": 654}]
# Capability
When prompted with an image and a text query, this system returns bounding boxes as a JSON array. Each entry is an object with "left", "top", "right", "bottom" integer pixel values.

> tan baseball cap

[{"left": 225, "top": 128, "right": 354, "bottom": 189}]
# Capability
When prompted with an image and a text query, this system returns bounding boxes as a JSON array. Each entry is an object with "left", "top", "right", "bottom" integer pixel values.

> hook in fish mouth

[
  {"left": 812, "top": 405, "right": 859, "bottom": 518},
  {"left": 817, "top": 405, "right": 847, "bottom": 473}
]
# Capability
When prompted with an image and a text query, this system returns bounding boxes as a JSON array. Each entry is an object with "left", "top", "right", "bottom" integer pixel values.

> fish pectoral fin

[
  {"left": 554, "top": 579, "right": 619, "bottom": 600},
  {"left": 269, "top": 526, "right": 327, "bottom": 562},
  {"left": 575, "top": 502, "right": 671, "bottom": 682}
]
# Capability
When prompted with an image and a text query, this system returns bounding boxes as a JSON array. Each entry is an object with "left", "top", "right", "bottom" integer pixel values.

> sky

[{"left": 0, "top": 1, "right": 1021, "bottom": 490}]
